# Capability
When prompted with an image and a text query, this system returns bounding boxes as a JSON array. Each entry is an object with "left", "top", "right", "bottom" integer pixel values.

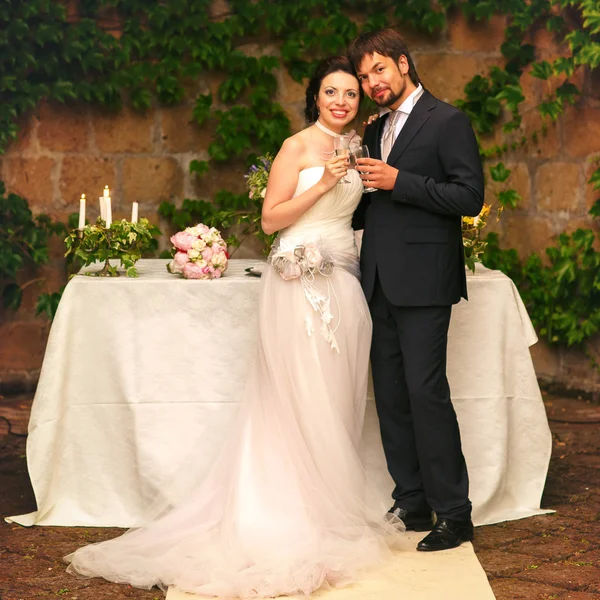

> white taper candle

[
  {"left": 78, "top": 194, "right": 86, "bottom": 229},
  {"left": 131, "top": 202, "right": 139, "bottom": 223}
]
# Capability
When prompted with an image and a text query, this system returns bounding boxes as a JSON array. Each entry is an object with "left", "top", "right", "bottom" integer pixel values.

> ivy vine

[{"left": 0, "top": 0, "right": 599, "bottom": 358}]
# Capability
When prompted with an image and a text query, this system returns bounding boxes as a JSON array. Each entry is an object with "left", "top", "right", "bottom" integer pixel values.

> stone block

[
  {"left": 0, "top": 320, "right": 50, "bottom": 371},
  {"left": 4, "top": 157, "right": 55, "bottom": 208},
  {"left": 37, "top": 101, "right": 89, "bottom": 152},
  {"left": 585, "top": 158, "right": 600, "bottom": 212},
  {"left": 563, "top": 105, "right": 600, "bottom": 158},
  {"left": 500, "top": 213, "right": 553, "bottom": 257},
  {"left": 485, "top": 162, "right": 531, "bottom": 211},
  {"left": 587, "top": 66, "right": 600, "bottom": 101},
  {"left": 161, "top": 104, "right": 213, "bottom": 153},
  {"left": 192, "top": 159, "right": 248, "bottom": 200},
  {"left": 531, "top": 24, "right": 569, "bottom": 60},
  {"left": 4, "top": 111, "right": 38, "bottom": 155},
  {"left": 92, "top": 106, "right": 154, "bottom": 153},
  {"left": 209, "top": 0, "right": 230, "bottom": 20},
  {"left": 277, "top": 69, "right": 308, "bottom": 105},
  {"left": 397, "top": 23, "right": 446, "bottom": 51},
  {"left": 123, "top": 157, "right": 184, "bottom": 205},
  {"left": 447, "top": 11, "right": 507, "bottom": 53},
  {"left": 535, "top": 162, "right": 582, "bottom": 212},
  {"left": 413, "top": 54, "right": 501, "bottom": 103},
  {"left": 530, "top": 338, "right": 561, "bottom": 382},
  {"left": 517, "top": 108, "right": 561, "bottom": 160},
  {"left": 284, "top": 105, "right": 308, "bottom": 135},
  {"left": 562, "top": 341, "right": 600, "bottom": 394},
  {"left": 519, "top": 65, "right": 542, "bottom": 110},
  {"left": 59, "top": 155, "right": 116, "bottom": 210}
]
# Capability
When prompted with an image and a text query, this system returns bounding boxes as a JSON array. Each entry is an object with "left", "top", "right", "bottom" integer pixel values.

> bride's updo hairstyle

[{"left": 304, "top": 56, "right": 362, "bottom": 123}]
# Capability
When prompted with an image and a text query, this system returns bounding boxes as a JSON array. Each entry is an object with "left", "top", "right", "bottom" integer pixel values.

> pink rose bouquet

[{"left": 167, "top": 224, "right": 229, "bottom": 280}]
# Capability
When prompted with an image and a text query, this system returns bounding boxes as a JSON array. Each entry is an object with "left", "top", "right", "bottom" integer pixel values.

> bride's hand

[{"left": 319, "top": 155, "right": 349, "bottom": 192}]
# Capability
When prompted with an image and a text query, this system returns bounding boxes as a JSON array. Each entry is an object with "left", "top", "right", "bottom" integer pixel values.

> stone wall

[{"left": 1, "top": 9, "right": 599, "bottom": 395}]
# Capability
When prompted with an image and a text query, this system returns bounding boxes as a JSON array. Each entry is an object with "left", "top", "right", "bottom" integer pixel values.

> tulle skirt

[{"left": 65, "top": 264, "right": 403, "bottom": 598}]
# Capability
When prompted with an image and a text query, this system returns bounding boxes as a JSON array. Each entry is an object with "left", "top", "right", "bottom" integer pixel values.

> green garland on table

[{"left": 64, "top": 218, "right": 160, "bottom": 277}]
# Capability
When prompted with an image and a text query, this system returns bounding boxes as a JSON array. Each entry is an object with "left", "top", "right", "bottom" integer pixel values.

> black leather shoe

[
  {"left": 416, "top": 518, "right": 474, "bottom": 551},
  {"left": 385, "top": 506, "right": 434, "bottom": 531}
]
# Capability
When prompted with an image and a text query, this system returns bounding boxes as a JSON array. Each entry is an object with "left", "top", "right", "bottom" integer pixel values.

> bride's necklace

[
  {"left": 314, "top": 120, "right": 343, "bottom": 159},
  {"left": 315, "top": 119, "right": 343, "bottom": 138}
]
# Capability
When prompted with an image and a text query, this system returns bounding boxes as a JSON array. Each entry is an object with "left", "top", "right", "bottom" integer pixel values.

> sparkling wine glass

[
  {"left": 352, "top": 145, "right": 377, "bottom": 193},
  {"left": 333, "top": 135, "right": 351, "bottom": 184}
]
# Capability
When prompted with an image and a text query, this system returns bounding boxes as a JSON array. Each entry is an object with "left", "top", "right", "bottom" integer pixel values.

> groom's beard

[
  {"left": 373, "top": 88, "right": 402, "bottom": 108},
  {"left": 371, "top": 75, "right": 407, "bottom": 108}
]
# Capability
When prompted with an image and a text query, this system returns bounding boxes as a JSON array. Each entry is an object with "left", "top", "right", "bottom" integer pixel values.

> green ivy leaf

[
  {"left": 2, "top": 283, "right": 23, "bottom": 311},
  {"left": 490, "top": 162, "right": 511, "bottom": 182},
  {"left": 192, "top": 93, "right": 212, "bottom": 126},
  {"left": 538, "top": 98, "right": 564, "bottom": 121},
  {"left": 589, "top": 199, "right": 600, "bottom": 218},
  {"left": 575, "top": 41, "right": 600, "bottom": 69},
  {"left": 531, "top": 60, "right": 554, "bottom": 80},
  {"left": 498, "top": 189, "right": 522, "bottom": 209},
  {"left": 189, "top": 160, "right": 210, "bottom": 176},
  {"left": 556, "top": 82, "right": 581, "bottom": 104},
  {"left": 553, "top": 56, "right": 575, "bottom": 77}
]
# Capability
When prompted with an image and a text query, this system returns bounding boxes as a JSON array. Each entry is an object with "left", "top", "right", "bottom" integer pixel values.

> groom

[{"left": 348, "top": 29, "right": 484, "bottom": 551}]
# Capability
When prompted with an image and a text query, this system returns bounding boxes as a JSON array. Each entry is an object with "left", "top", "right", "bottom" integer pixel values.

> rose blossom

[
  {"left": 186, "top": 224, "right": 210, "bottom": 237},
  {"left": 169, "top": 251, "right": 190, "bottom": 273},
  {"left": 188, "top": 248, "right": 200, "bottom": 259},
  {"left": 170, "top": 231, "right": 197, "bottom": 252},
  {"left": 201, "top": 247, "right": 213, "bottom": 262},
  {"left": 281, "top": 261, "right": 302, "bottom": 280},
  {"left": 183, "top": 262, "right": 208, "bottom": 279},
  {"left": 192, "top": 239, "right": 207, "bottom": 251},
  {"left": 212, "top": 268, "right": 222, "bottom": 278},
  {"left": 303, "top": 245, "right": 322, "bottom": 268},
  {"left": 211, "top": 251, "right": 227, "bottom": 270}
]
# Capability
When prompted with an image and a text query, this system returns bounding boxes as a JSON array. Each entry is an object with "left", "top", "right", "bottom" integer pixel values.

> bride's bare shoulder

[{"left": 276, "top": 129, "right": 310, "bottom": 163}]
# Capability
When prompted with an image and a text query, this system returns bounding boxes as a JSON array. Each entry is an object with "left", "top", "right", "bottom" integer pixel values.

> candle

[
  {"left": 78, "top": 194, "right": 86, "bottom": 229},
  {"left": 105, "top": 196, "right": 112, "bottom": 228},
  {"left": 131, "top": 202, "right": 139, "bottom": 224}
]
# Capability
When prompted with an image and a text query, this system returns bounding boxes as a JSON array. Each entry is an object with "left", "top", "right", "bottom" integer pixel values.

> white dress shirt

[{"left": 380, "top": 83, "right": 424, "bottom": 157}]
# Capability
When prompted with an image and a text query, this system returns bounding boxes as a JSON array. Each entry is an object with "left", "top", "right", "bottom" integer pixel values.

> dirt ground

[{"left": 1, "top": 391, "right": 599, "bottom": 600}]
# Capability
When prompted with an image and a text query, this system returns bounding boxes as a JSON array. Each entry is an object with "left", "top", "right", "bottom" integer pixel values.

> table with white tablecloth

[{"left": 7, "top": 258, "right": 552, "bottom": 528}]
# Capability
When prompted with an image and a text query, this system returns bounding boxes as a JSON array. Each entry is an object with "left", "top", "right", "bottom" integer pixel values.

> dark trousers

[{"left": 369, "top": 275, "right": 471, "bottom": 520}]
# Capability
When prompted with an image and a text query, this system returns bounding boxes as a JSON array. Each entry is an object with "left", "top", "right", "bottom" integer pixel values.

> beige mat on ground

[{"left": 166, "top": 532, "right": 495, "bottom": 600}]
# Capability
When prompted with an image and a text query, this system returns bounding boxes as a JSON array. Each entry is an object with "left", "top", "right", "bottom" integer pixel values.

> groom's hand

[{"left": 356, "top": 158, "right": 398, "bottom": 191}]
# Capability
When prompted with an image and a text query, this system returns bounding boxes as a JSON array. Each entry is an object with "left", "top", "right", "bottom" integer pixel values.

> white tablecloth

[{"left": 7, "top": 259, "right": 552, "bottom": 527}]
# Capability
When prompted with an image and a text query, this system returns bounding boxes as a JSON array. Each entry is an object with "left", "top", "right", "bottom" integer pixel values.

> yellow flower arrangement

[{"left": 462, "top": 203, "right": 501, "bottom": 272}]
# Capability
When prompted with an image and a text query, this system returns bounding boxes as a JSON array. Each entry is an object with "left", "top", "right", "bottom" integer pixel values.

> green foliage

[
  {"left": 483, "top": 231, "right": 600, "bottom": 354},
  {"left": 0, "top": 182, "right": 66, "bottom": 313},
  {"left": 64, "top": 218, "right": 160, "bottom": 277},
  {"left": 1, "top": 0, "right": 600, "bottom": 358}
]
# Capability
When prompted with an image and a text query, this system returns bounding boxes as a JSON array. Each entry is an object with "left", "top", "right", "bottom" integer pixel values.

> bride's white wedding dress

[{"left": 65, "top": 167, "right": 403, "bottom": 598}]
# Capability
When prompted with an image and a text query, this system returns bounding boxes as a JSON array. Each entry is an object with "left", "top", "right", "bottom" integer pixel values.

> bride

[{"left": 65, "top": 56, "right": 403, "bottom": 598}]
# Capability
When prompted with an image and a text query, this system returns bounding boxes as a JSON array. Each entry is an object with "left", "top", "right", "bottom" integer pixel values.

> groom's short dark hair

[{"left": 348, "top": 29, "right": 421, "bottom": 86}]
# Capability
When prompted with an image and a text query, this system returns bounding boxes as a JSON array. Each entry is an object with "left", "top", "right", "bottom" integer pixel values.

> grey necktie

[{"left": 381, "top": 111, "right": 402, "bottom": 162}]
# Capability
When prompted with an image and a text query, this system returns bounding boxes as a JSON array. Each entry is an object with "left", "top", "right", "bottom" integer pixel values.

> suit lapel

[
  {"left": 366, "top": 112, "right": 388, "bottom": 161},
  {"left": 386, "top": 90, "right": 436, "bottom": 165}
]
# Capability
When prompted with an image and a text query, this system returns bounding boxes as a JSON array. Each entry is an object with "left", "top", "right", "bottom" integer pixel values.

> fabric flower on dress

[{"left": 268, "top": 239, "right": 340, "bottom": 352}]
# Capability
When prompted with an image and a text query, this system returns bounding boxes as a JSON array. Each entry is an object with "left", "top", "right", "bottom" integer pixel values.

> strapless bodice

[{"left": 277, "top": 166, "right": 363, "bottom": 256}]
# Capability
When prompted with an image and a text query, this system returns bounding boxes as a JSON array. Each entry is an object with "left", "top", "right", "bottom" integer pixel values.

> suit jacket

[{"left": 353, "top": 90, "right": 484, "bottom": 306}]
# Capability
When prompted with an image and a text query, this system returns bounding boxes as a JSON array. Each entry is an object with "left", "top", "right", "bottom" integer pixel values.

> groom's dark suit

[{"left": 353, "top": 89, "right": 484, "bottom": 520}]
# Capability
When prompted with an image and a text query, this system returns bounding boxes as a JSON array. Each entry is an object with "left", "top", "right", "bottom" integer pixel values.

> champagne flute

[
  {"left": 333, "top": 135, "right": 351, "bottom": 184},
  {"left": 352, "top": 145, "right": 377, "bottom": 193}
]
